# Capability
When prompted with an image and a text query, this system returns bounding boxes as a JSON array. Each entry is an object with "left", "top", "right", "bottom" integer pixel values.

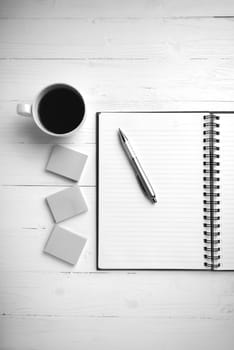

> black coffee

[{"left": 38, "top": 86, "right": 85, "bottom": 134}]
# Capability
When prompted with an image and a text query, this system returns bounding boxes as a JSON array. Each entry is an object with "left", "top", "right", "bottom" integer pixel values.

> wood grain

[
  {"left": 0, "top": 0, "right": 234, "bottom": 349},
  {"left": 1, "top": 318, "right": 233, "bottom": 350},
  {"left": 0, "top": 186, "right": 96, "bottom": 272},
  {"left": 1, "top": 271, "right": 234, "bottom": 318},
  {"left": 1, "top": 18, "right": 234, "bottom": 59},
  {"left": 1, "top": 0, "right": 234, "bottom": 18},
  {"left": 0, "top": 60, "right": 234, "bottom": 110}
]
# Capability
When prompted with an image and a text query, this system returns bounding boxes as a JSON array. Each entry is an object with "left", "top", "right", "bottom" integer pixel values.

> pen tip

[
  {"left": 152, "top": 197, "right": 157, "bottom": 204},
  {"left": 118, "top": 128, "right": 127, "bottom": 142}
]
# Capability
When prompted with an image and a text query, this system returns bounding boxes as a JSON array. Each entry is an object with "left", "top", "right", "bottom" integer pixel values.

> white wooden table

[{"left": 1, "top": 1, "right": 234, "bottom": 349}]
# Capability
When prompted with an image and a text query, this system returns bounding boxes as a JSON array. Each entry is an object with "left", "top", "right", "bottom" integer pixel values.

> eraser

[
  {"left": 44, "top": 225, "right": 87, "bottom": 265},
  {"left": 46, "top": 186, "right": 88, "bottom": 223},
  {"left": 46, "top": 145, "right": 88, "bottom": 181}
]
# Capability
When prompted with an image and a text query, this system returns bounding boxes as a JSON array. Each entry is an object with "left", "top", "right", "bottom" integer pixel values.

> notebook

[{"left": 97, "top": 112, "right": 234, "bottom": 271}]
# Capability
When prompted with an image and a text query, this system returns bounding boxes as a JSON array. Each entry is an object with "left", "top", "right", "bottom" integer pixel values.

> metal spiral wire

[{"left": 203, "top": 114, "right": 221, "bottom": 269}]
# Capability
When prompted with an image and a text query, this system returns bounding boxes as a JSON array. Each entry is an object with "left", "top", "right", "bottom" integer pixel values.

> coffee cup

[{"left": 17, "top": 83, "right": 86, "bottom": 137}]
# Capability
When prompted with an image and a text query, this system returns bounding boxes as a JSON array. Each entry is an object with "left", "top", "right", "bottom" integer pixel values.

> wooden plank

[
  {"left": 0, "top": 271, "right": 234, "bottom": 319},
  {"left": 0, "top": 102, "right": 95, "bottom": 185},
  {"left": 0, "top": 317, "right": 233, "bottom": 350},
  {"left": 0, "top": 186, "right": 96, "bottom": 272},
  {"left": 0, "top": 1, "right": 234, "bottom": 349},
  {"left": 0, "top": 102, "right": 95, "bottom": 144},
  {"left": 0, "top": 143, "right": 95, "bottom": 185},
  {"left": 0, "top": 18, "right": 234, "bottom": 59},
  {"left": 0, "top": 60, "right": 234, "bottom": 111},
  {"left": 1, "top": 0, "right": 234, "bottom": 18}
]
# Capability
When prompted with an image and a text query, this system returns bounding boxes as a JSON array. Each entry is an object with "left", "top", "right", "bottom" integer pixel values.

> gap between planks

[
  {"left": 1, "top": 184, "right": 95, "bottom": 187},
  {"left": 0, "top": 15, "right": 234, "bottom": 20}
]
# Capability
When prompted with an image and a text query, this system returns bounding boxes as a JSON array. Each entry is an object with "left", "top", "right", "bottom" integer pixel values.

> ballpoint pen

[{"left": 118, "top": 128, "right": 157, "bottom": 204}]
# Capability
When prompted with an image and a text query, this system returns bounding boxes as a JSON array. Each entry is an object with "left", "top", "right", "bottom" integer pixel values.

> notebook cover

[{"left": 96, "top": 111, "right": 234, "bottom": 271}]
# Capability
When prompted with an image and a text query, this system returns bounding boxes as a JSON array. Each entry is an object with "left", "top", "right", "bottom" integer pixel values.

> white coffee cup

[{"left": 17, "top": 83, "right": 86, "bottom": 137}]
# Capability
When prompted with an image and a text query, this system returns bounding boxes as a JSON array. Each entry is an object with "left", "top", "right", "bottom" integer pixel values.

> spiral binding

[{"left": 203, "top": 113, "right": 221, "bottom": 270}]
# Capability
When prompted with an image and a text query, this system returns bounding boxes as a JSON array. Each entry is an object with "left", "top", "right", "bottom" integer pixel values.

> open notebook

[{"left": 97, "top": 112, "right": 234, "bottom": 270}]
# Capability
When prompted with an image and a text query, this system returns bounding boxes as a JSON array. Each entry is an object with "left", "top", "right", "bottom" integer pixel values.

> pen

[{"left": 118, "top": 128, "right": 157, "bottom": 204}]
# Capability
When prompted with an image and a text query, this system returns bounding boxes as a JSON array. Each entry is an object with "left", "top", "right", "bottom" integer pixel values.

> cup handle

[{"left": 17, "top": 103, "right": 32, "bottom": 117}]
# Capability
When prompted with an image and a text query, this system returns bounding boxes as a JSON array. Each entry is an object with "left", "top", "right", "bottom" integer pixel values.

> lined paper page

[
  {"left": 219, "top": 114, "right": 234, "bottom": 270},
  {"left": 98, "top": 113, "right": 205, "bottom": 269}
]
